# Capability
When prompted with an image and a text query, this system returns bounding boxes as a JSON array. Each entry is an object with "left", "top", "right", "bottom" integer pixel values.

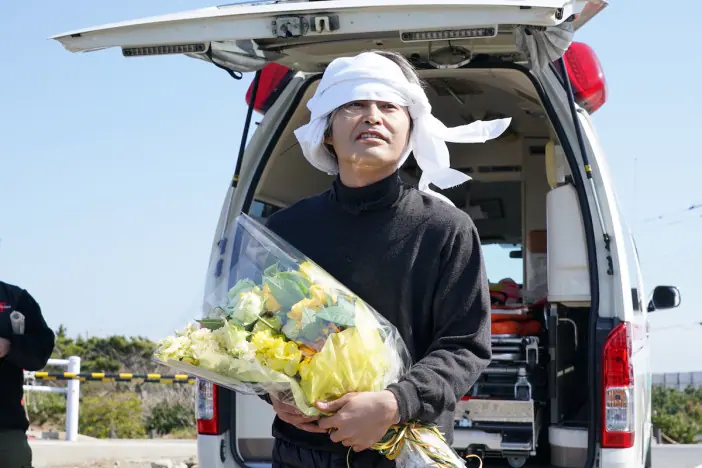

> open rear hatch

[{"left": 52, "top": 0, "right": 606, "bottom": 74}]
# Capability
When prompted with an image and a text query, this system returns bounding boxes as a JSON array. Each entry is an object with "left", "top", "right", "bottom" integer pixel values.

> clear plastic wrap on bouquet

[{"left": 154, "top": 214, "right": 469, "bottom": 467}]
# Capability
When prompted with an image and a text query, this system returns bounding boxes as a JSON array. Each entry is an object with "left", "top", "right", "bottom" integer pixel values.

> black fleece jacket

[
  {"left": 0, "top": 281, "right": 55, "bottom": 432},
  {"left": 263, "top": 170, "right": 492, "bottom": 453}
]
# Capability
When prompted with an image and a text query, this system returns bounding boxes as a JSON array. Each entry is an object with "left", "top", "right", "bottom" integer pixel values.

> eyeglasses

[{"left": 335, "top": 101, "right": 409, "bottom": 122}]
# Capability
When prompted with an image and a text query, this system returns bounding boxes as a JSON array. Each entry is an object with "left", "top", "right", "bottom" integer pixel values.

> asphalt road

[
  {"left": 30, "top": 439, "right": 197, "bottom": 467},
  {"left": 651, "top": 445, "right": 702, "bottom": 467},
  {"left": 30, "top": 440, "right": 702, "bottom": 468}
]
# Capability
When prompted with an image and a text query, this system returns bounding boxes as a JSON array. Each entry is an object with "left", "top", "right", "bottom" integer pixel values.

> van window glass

[
  {"left": 248, "top": 200, "right": 281, "bottom": 219},
  {"left": 482, "top": 243, "right": 524, "bottom": 286}
]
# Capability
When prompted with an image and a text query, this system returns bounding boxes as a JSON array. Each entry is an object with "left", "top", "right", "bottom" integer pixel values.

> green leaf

[
  {"left": 301, "top": 318, "right": 324, "bottom": 343},
  {"left": 281, "top": 318, "right": 300, "bottom": 340},
  {"left": 323, "top": 292, "right": 336, "bottom": 306},
  {"left": 277, "top": 271, "right": 311, "bottom": 295},
  {"left": 300, "top": 307, "right": 317, "bottom": 330},
  {"left": 263, "top": 262, "right": 280, "bottom": 278},
  {"left": 252, "top": 315, "right": 283, "bottom": 335},
  {"left": 316, "top": 297, "right": 356, "bottom": 327},
  {"left": 263, "top": 276, "right": 307, "bottom": 310},
  {"left": 228, "top": 279, "right": 256, "bottom": 299},
  {"left": 196, "top": 318, "right": 226, "bottom": 330}
]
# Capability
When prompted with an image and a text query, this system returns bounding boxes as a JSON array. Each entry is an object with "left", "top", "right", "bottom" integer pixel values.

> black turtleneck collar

[{"left": 329, "top": 170, "right": 404, "bottom": 214}]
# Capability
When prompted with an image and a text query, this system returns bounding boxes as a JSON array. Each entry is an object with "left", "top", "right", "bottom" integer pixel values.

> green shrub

[
  {"left": 652, "top": 386, "right": 702, "bottom": 443},
  {"left": 146, "top": 399, "right": 196, "bottom": 436},
  {"left": 79, "top": 392, "right": 146, "bottom": 439},
  {"left": 26, "top": 392, "right": 66, "bottom": 429}
]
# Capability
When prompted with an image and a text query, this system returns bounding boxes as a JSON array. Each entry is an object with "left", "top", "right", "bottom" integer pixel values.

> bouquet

[{"left": 154, "top": 214, "right": 469, "bottom": 467}]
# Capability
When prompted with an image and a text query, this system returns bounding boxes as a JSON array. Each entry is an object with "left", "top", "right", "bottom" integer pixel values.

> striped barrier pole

[
  {"left": 24, "top": 357, "right": 197, "bottom": 442},
  {"left": 31, "top": 372, "right": 195, "bottom": 384}
]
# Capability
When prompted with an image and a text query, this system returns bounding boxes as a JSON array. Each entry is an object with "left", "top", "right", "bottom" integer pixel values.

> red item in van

[
  {"left": 518, "top": 320, "right": 542, "bottom": 336},
  {"left": 492, "top": 321, "right": 520, "bottom": 335}
]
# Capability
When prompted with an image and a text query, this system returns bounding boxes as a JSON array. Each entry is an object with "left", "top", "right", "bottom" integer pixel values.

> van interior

[{"left": 245, "top": 64, "right": 592, "bottom": 467}]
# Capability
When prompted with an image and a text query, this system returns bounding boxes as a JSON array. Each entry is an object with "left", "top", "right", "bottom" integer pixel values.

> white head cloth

[{"left": 294, "top": 52, "right": 512, "bottom": 205}]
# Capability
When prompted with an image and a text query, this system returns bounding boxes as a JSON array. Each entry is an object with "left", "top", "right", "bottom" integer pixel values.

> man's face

[{"left": 325, "top": 100, "right": 411, "bottom": 173}]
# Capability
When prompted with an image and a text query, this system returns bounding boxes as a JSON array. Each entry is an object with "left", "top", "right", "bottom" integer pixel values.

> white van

[{"left": 53, "top": 1, "right": 681, "bottom": 467}]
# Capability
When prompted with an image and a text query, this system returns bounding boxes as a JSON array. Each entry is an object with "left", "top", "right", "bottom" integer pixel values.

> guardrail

[
  {"left": 23, "top": 356, "right": 195, "bottom": 442},
  {"left": 24, "top": 356, "right": 81, "bottom": 442},
  {"left": 652, "top": 371, "right": 702, "bottom": 390}
]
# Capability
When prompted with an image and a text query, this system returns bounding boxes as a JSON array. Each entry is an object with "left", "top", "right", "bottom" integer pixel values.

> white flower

[
  {"left": 187, "top": 328, "right": 220, "bottom": 360},
  {"left": 214, "top": 323, "right": 255, "bottom": 360},
  {"left": 228, "top": 288, "right": 264, "bottom": 326},
  {"left": 155, "top": 322, "right": 217, "bottom": 363},
  {"left": 156, "top": 335, "right": 190, "bottom": 360}
]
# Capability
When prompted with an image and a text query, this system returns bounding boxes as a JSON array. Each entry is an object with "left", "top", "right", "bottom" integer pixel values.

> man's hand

[
  {"left": 0, "top": 338, "right": 10, "bottom": 358},
  {"left": 270, "top": 394, "right": 326, "bottom": 433},
  {"left": 316, "top": 390, "right": 400, "bottom": 452}
]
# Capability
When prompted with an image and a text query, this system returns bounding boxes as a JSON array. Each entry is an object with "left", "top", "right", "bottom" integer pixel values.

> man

[
  {"left": 263, "top": 51, "right": 510, "bottom": 467},
  {"left": 0, "top": 281, "right": 56, "bottom": 468}
]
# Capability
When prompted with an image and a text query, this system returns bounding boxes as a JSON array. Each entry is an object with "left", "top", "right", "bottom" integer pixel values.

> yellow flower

[
  {"left": 288, "top": 296, "right": 326, "bottom": 326},
  {"left": 299, "top": 356, "right": 313, "bottom": 381},
  {"left": 299, "top": 344, "right": 318, "bottom": 357},
  {"left": 299, "top": 262, "right": 341, "bottom": 292},
  {"left": 298, "top": 261, "right": 316, "bottom": 281},
  {"left": 309, "top": 285, "right": 327, "bottom": 303},
  {"left": 263, "top": 284, "right": 281, "bottom": 312},
  {"left": 250, "top": 329, "right": 302, "bottom": 377},
  {"left": 299, "top": 327, "right": 391, "bottom": 405}
]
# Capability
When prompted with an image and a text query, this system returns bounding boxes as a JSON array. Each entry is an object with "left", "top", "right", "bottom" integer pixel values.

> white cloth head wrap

[{"left": 294, "top": 52, "right": 512, "bottom": 205}]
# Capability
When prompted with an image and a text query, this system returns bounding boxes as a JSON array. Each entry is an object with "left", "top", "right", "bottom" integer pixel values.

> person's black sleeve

[
  {"left": 387, "top": 222, "right": 492, "bottom": 424},
  {"left": 5, "top": 289, "right": 55, "bottom": 371}
]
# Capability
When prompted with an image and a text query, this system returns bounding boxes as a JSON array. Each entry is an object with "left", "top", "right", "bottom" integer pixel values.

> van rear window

[{"left": 249, "top": 200, "right": 281, "bottom": 219}]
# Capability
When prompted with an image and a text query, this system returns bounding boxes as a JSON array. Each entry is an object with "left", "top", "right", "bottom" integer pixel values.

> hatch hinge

[{"left": 272, "top": 14, "right": 340, "bottom": 38}]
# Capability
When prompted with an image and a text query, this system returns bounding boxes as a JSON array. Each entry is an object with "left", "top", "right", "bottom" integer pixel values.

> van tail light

[
  {"left": 601, "top": 322, "right": 635, "bottom": 449},
  {"left": 561, "top": 42, "right": 607, "bottom": 113},
  {"left": 196, "top": 379, "right": 220, "bottom": 435},
  {"left": 245, "top": 63, "right": 295, "bottom": 114}
]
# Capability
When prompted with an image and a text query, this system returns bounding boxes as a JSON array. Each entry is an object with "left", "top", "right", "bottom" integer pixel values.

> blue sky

[{"left": 1, "top": 1, "right": 700, "bottom": 373}]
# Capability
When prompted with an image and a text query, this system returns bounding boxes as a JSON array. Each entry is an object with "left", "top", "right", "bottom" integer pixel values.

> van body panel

[
  {"left": 198, "top": 433, "right": 236, "bottom": 468},
  {"left": 601, "top": 447, "right": 640, "bottom": 468},
  {"left": 577, "top": 111, "right": 651, "bottom": 465},
  {"left": 533, "top": 65, "right": 652, "bottom": 466}
]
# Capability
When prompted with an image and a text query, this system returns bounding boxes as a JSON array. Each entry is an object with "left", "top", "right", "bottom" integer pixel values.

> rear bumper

[{"left": 599, "top": 447, "right": 638, "bottom": 467}]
